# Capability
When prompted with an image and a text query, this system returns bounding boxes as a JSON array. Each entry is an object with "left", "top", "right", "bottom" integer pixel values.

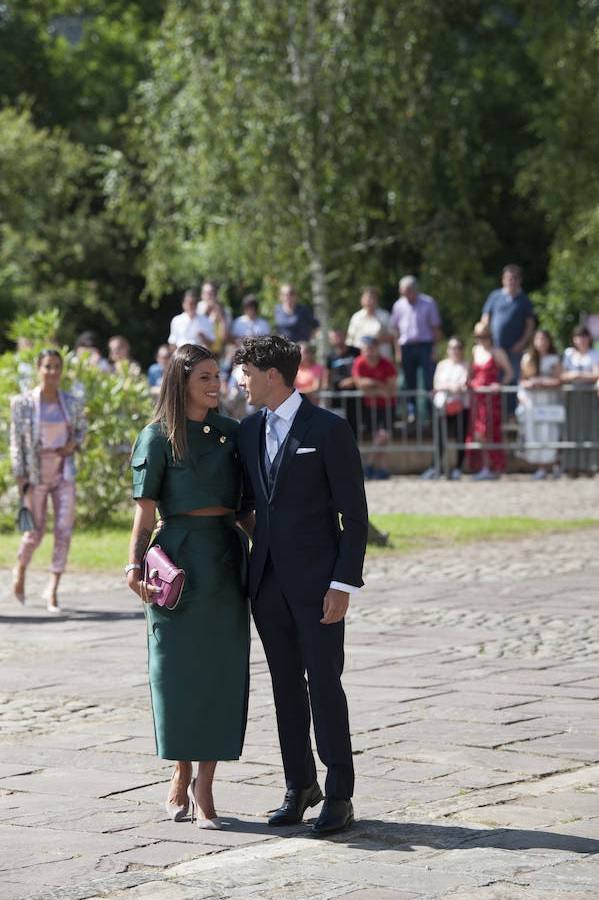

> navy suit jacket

[{"left": 238, "top": 396, "right": 368, "bottom": 604}]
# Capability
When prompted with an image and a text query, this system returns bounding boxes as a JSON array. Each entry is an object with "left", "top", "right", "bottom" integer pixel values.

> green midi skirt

[{"left": 144, "top": 514, "right": 250, "bottom": 761}]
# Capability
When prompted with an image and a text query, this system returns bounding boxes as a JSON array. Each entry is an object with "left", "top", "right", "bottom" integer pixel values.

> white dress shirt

[
  {"left": 268, "top": 390, "right": 360, "bottom": 595},
  {"left": 168, "top": 312, "right": 216, "bottom": 348}
]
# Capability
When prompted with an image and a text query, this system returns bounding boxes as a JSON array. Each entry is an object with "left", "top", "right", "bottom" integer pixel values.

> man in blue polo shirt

[
  {"left": 274, "top": 283, "right": 319, "bottom": 342},
  {"left": 481, "top": 264, "right": 535, "bottom": 411}
]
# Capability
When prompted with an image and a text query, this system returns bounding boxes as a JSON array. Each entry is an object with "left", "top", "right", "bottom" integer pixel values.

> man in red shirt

[{"left": 351, "top": 336, "right": 397, "bottom": 479}]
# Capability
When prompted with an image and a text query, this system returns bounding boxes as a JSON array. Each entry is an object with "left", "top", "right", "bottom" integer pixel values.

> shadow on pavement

[
  {"left": 213, "top": 817, "right": 599, "bottom": 855},
  {"left": 0, "top": 609, "right": 144, "bottom": 624},
  {"left": 338, "top": 819, "right": 599, "bottom": 855},
  {"left": 217, "top": 816, "right": 285, "bottom": 835}
]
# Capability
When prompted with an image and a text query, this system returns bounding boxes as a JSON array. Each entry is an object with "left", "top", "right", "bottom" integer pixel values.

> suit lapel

[
  {"left": 252, "top": 410, "right": 269, "bottom": 500},
  {"left": 270, "top": 396, "right": 314, "bottom": 500}
]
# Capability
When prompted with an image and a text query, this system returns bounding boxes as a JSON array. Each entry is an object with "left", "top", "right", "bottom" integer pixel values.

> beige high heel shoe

[
  {"left": 165, "top": 798, "right": 189, "bottom": 821},
  {"left": 165, "top": 771, "right": 190, "bottom": 821},
  {"left": 187, "top": 777, "right": 222, "bottom": 830}
]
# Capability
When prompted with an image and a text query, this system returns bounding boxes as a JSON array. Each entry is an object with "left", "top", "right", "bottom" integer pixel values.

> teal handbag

[{"left": 16, "top": 484, "right": 35, "bottom": 533}]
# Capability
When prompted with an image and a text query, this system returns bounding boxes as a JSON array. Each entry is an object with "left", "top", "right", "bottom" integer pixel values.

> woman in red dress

[{"left": 467, "top": 321, "right": 513, "bottom": 479}]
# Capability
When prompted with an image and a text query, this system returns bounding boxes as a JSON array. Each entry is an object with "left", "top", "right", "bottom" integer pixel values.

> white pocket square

[{"left": 296, "top": 447, "right": 317, "bottom": 454}]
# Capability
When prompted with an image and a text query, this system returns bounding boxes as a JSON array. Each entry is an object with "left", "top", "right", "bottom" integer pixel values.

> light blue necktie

[{"left": 265, "top": 411, "right": 280, "bottom": 470}]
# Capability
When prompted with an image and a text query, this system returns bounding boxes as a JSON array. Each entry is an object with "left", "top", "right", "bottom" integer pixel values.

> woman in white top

[
  {"left": 422, "top": 337, "right": 469, "bottom": 479},
  {"left": 517, "top": 329, "right": 563, "bottom": 478},
  {"left": 561, "top": 326, "right": 599, "bottom": 474}
]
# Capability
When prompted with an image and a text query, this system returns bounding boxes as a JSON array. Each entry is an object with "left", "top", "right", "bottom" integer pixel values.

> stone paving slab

[{"left": 1, "top": 482, "right": 599, "bottom": 899}]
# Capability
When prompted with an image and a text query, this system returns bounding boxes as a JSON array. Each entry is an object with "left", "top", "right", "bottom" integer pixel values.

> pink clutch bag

[{"left": 143, "top": 545, "right": 185, "bottom": 610}]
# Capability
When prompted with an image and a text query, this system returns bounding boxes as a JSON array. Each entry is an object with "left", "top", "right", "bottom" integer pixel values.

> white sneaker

[
  {"left": 449, "top": 468, "right": 462, "bottom": 480},
  {"left": 471, "top": 467, "right": 492, "bottom": 481},
  {"left": 531, "top": 468, "right": 547, "bottom": 480},
  {"left": 421, "top": 467, "right": 440, "bottom": 480}
]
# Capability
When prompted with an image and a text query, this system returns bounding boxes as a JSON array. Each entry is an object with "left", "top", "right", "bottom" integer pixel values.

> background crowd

[{"left": 12, "top": 266, "right": 598, "bottom": 487}]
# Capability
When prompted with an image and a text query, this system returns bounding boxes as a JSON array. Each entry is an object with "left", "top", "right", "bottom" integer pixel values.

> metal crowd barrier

[
  {"left": 318, "top": 388, "right": 436, "bottom": 455},
  {"left": 317, "top": 384, "right": 599, "bottom": 474}
]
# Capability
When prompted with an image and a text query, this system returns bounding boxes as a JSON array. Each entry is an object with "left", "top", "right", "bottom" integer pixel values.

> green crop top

[{"left": 131, "top": 410, "right": 243, "bottom": 517}]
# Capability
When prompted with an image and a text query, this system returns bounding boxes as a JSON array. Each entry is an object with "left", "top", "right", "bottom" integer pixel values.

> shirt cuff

[{"left": 330, "top": 581, "right": 361, "bottom": 594}]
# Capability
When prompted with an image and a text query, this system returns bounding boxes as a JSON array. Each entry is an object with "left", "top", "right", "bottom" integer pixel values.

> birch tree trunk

[
  {"left": 287, "top": 0, "right": 330, "bottom": 361},
  {"left": 307, "top": 245, "right": 330, "bottom": 363}
]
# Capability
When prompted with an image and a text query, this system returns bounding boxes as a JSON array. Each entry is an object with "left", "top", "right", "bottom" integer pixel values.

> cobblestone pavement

[
  {"left": 366, "top": 475, "right": 599, "bottom": 520},
  {"left": 1, "top": 481, "right": 599, "bottom": 900}
]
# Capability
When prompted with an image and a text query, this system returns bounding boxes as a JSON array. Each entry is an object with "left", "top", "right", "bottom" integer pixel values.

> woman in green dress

[{"left": 126, "top": 343, "right": 251, "bottom": 829}]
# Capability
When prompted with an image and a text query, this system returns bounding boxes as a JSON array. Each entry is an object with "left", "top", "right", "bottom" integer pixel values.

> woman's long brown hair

[
  {"left": 152, "top": 343, "right": 216, "bottom": 461},
  {"left": 522, "top": 329, "right": 557, "bottom": 378}
]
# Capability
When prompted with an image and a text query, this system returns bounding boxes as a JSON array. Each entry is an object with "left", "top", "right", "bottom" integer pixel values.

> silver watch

[{"left": 124, "top": 563, "right": 141, "bottom": 576}]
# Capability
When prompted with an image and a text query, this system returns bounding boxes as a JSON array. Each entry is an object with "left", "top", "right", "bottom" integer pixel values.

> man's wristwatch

[{"left": 124, "top": 563, "right": 141, "bottom": 576}]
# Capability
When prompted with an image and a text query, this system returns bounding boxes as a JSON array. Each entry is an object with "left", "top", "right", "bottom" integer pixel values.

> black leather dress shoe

[
  {"left": 268, "top": 782, "right": 324, "bottom": 826},
  {"left": 311, "top": 798, "right": 354, "bottom": 835}
]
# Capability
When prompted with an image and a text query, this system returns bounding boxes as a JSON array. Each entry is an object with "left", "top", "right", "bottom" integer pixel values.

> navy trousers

[
  {"left": 401, "top": 341, "right": 435, "bottom": 393},
  {"left": 401, "top": 341, "right": 435, "bottom": 418},
  {"left": 251, "top": 557, "right": 354, "bottom": 800}
]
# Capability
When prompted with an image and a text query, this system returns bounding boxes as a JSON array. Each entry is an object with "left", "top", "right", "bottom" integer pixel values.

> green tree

[
  {"left": 517, "top": 2, "right": 599, "bottom": 346},
  {"left": 0, "top": 1, "right": 165, "bottom": 144},
  {"left": 5, "top": 0, "right": 586, "bottom": 350},
  {"left": 0, "top": 2, "right": 167, "bottom": 359},
  {"left": 0, "top": 107, "right": 100, "bottom": 329},
  {"left": 108, "top": 0, "right": 550, "bottom": 343}
]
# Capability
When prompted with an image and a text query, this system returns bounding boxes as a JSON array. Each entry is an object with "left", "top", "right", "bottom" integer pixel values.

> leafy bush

[{"left": 0, "top": 309, "right": 153, "bottom": 530}]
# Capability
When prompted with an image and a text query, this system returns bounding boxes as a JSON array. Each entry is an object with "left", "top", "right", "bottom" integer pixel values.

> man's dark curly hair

[{"left": 233, "top": 335, "right": 301, "bottom": 388}]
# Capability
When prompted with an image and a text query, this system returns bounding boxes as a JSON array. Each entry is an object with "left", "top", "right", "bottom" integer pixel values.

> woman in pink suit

[{"left": 10, "top": 349, "right": 87, "bottom": 611}]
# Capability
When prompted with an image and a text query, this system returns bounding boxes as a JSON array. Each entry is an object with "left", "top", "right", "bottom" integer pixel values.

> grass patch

[
  {"left": 368, "top": 513, "right": 598, "bottom": 555},
  {"left": 2, "top": 512, "right": 597, "bottom": 572}
]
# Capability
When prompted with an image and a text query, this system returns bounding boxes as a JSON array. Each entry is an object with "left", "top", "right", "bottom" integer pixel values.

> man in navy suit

[{"left": 234, "top": 335, "right": 368, "bottom": 835}]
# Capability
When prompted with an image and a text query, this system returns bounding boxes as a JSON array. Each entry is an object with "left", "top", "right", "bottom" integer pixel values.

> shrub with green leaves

[{"left": 0, "top": 309, "right": 153, "bottom": 529}]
